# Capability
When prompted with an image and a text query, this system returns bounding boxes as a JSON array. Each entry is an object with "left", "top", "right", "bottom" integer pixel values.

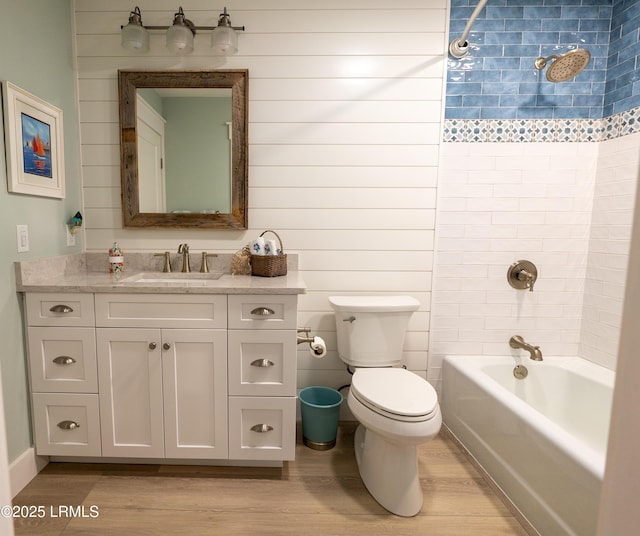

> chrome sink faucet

[
  {"left": 509, "top": 335, "right": 543, "bottom": 361},
  {"left": 178, "top": 243, "right": 190, "bottom": 272}
]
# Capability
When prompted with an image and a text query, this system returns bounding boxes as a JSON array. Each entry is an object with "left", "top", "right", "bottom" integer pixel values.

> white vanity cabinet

[
  {"left": 94, "top": 294, "right": 228, "bottom": 459},
  {"left": 227, "top": 295, "right": 297, "bottom": 461},
  {"left": 24, "top": 290, "right": 299, "bottom": 464},
  {"left": 25, "top": 293, "right": 101, "bottom": 457}
]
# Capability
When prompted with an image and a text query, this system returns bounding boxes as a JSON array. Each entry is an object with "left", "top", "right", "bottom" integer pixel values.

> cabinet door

[
  {"left": 97, "top": 328, "right": 164, "bottom": 458},
  {"left": 162, "top": 329, "right": 228, "bottom": 459}
]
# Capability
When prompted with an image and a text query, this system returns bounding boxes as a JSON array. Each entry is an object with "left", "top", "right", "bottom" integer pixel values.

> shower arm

[
  {"left": 534, "top": 54, "right": 560, "bottom": 70},
  {"left": 448, "top": 0, "right": 488, "bottom": 59}
]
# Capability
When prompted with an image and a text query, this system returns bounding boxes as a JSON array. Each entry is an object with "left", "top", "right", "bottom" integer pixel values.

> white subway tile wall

[
  {"left": 579, "top": 132, "right": 640, "bottom": 368},
  {"left": 429, "top": 141, "right": 598, "bottom": 388}
]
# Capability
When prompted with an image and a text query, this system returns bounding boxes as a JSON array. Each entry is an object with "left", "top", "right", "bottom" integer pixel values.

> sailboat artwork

[{"left": 21, "top": 113, "right": 52, "bottom": 178}]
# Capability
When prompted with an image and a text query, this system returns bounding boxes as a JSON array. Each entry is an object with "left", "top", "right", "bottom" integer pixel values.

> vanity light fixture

[{"left": 120, "top": 6, "right": 245, "bottom": 56}]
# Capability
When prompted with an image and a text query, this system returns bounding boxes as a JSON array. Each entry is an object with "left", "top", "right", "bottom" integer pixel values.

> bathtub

[{"left": 442, "top": 355, "right": 614, "bottom": 536}]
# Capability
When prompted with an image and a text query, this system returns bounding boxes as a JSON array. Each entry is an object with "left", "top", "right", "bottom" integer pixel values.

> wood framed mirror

[{"left": 118, "top": 69, "right": 248, "bottom": 229}]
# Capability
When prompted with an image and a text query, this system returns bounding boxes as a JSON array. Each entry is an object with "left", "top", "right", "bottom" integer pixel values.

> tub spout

[{"left": 509, "top": 335, "right": 543, "bottom": 361}]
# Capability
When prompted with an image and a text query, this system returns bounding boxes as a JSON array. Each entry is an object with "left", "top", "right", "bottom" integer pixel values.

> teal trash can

[{"left": 299, "top": 386, "right": 343, "bottom": 450}]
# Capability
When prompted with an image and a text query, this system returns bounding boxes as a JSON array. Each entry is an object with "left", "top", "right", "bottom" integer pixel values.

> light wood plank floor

[{"left": 13, "top": 423, "right": 528, "bottom": 535}]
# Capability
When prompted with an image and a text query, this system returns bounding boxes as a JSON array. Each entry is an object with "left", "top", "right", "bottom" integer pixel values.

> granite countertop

[{"left": 15, "top": 253, "right": 306, "bottom": 295}]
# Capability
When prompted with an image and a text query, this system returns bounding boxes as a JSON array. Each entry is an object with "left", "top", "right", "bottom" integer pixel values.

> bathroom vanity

[{"left": 16, "top": 253, "right": 305, "bottom": 466}]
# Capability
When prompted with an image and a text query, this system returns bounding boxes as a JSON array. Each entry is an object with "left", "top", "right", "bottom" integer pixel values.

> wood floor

[{"left": 13, "top": 423, "right": 528, "bottom": 536}]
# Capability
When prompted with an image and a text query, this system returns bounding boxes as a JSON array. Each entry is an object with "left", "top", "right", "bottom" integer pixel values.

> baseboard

[{"left": 9, "top": 448, "right": 48, "bottom": 498}]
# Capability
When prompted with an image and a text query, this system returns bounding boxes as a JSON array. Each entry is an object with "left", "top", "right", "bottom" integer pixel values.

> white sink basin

[{"left": 120, "top": 272, "right": 224, "bottom": 284}]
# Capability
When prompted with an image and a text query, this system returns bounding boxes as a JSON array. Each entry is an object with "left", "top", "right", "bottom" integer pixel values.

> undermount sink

[{"left": 120, "top": 272, "right": 224, "bottom": 284}]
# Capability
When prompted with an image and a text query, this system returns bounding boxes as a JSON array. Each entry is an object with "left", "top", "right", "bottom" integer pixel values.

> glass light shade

[
  {"left": 121, "top": 22, "right": 149, "bottom": 53},
  {"left": 211, "top": 26, "right": 238, "bottom": 55},
  {"left": 166, "top": 24, "right": 194, "bottom": 55}
]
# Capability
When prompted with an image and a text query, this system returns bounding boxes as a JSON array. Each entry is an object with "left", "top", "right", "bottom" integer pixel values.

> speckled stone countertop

[{"left": 15, "top": 253, "right": 306, "bottom": 295}]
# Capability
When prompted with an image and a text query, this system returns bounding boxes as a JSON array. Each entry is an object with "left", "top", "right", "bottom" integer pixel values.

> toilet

[{"left": 328, "top": 296, "right": 441, "bottom": 517}]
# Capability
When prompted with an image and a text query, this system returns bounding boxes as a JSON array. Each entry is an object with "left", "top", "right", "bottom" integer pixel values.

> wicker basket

[{"left": 251, "top": 230, "right": 287, "bottom": 277}]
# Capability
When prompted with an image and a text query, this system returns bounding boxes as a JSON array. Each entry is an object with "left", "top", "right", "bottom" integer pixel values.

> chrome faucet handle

[
  {"left": 200, "top": 252, "right": 218, "bottom": 273},
  {"left": 177, "top": 243, "right": 190, "bottom": 272},
  {"left": 507, "top": 260, "right": 538, "bottom": 292},
  {"left": 517, "top": 269, "right": 535, "bottom": 291},
  {"left": 154, "top": 251, "right": 172, "bottom": 272}
]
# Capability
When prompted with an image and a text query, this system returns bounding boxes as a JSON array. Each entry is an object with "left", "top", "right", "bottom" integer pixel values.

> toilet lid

[{"left": 351, "top": 368, "right": 438, "bottom": 420}]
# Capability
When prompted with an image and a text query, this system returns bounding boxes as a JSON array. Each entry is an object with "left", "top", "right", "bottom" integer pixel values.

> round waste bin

[{"left": 298, "top": 386, "right": 343, "bottom": 450}]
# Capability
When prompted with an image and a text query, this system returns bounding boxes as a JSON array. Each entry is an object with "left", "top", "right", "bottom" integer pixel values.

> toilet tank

[{"left": 328, "top": 296, "right": 420, "bottom": 367}]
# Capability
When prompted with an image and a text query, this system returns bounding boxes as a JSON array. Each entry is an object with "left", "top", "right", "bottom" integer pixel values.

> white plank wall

[{"left": 73, "top": 0, "right": 447, "bottom": 389}]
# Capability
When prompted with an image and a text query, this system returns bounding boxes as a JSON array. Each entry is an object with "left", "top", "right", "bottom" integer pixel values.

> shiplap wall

[{"left": 73, "top": 0, "right": 446, "bottom": 389}]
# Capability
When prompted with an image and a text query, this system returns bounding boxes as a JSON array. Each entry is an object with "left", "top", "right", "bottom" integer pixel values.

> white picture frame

[{"left": 2, "top": 81, "right": 65, "bottom": 198}]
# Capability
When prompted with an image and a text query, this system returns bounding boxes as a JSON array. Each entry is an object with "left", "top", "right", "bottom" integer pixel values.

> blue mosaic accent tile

[
  {"left": 533, "top": 119, "right": 557, "bottom": 142},
  {"left": 442, "top": 106, "right": 640, "bottom": 143}
]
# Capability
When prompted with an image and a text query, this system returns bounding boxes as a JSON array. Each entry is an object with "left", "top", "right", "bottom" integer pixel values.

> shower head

[{"left": 534, "top": 49, "right": 591, "bottom": 83}]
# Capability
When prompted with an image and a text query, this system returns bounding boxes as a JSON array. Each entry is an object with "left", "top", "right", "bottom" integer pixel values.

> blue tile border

[{"left": 442, "top": 105, "right": 640, "bottom": 142}]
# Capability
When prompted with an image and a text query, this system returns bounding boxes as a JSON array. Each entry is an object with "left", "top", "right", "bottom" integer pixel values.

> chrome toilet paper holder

[{"left": 297, "top": 327, "right": 326, "bottom": 357}]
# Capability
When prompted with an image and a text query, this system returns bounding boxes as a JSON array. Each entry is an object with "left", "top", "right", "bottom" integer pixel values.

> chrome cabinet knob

[
  {"left": 163, "top": 343, "right": 171, "bottom": 350},
  {"left": 149, "top": 342, "right": 157, "bottom": 350},
  {"left": 49, "top": 304, "right": 73, "bottom": 314},
  {"left": 57, "top": 420, "right": 80, "bottom": 430},
  {"left": 250, "top": 307, "right": 275, "bottom": 316},
  {"left": 250, "top": 424, "right": 274, "bottom": 433},
  {"left": 250, "top": 358, "right": 275, "bottom": 368},
  {"left": 53, "top": 356, "right": 76, "bottom": 365}
]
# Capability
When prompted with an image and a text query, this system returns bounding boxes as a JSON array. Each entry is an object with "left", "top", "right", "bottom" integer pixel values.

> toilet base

[{"left": 353, "top": 424, "right": 423, "bottom": 517}]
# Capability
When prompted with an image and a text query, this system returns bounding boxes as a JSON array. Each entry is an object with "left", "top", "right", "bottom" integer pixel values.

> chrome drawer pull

[
  {"left": 49, "top": 304, "right": 74, "bottom": 314},
  {"left": 250, "top": 358, "right": 275, "bottom": 368},
  {"left": 57, "top": 420, "right": 80, "bottom": 430},
  {"left": 250, "top": 424, "right": 274, "bottom": 433},
  {"left": 250, "top": 307, "right": 275, "bottom": 316},
  {"left": 53, "top": 356, "right": 76, "bottom": 365}
]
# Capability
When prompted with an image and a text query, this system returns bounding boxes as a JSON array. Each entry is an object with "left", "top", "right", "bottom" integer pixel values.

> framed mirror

[{"left": 118, "top": 69, "right": 248, "bottom": 229}]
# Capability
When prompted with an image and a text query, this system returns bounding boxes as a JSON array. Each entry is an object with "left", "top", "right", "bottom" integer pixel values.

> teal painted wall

[
  {"left": 0, "top": 0, "right": 82, "bottom": 462},
  {"left": 164, "top": 97, "right": 232, "bottom": 213}
]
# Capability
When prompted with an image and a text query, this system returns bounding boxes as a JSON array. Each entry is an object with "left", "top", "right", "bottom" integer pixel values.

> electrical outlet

[
  {"left": 16, "top": 224, "right": 29, "bottom": 253},
  {"left": 66, "top": 225, "right": 76, "bottom": 247}
]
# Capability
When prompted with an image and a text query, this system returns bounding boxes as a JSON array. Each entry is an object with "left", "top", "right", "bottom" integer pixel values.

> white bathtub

[{"left": 442, "top": 355, "right": 614, "bottom": 536}]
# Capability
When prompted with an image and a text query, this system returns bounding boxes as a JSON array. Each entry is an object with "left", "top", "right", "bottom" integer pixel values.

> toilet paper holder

[{"left": 297, "top": 327, "right": 327, "bottom": 357}]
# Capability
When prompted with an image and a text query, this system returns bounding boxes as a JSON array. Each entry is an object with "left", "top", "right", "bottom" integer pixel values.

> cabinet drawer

[
  {"left": 228, "top": 397, "right": 296, "bottom": 461},
  {"left": 32, "top": 393, "right": 101, "bottom": 457},
  {"left": 228, "top": 330, "right": 296, "bottom": 396},
  {"left": 25, "top": 293, "right": 95, "bottom": 327},
  {"left": 228, "top": 295, "right": 297, "bottom": 330},
  {"left": 28, "top": 327, "right": 98, "bottom": 393},
  {"left": 95, "top": 294, "right": 227, "bottom": 328}
]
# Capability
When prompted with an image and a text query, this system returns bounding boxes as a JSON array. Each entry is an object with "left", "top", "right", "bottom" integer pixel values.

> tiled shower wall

[
  {"left": 428, "top": 142, "right": 597, "bottom": 385},
  {"left": 431, "top": 0, "right": 640, "bottom": 380},
  {"left": 447, "top": 0, "right": 612, "bottom": 120}
]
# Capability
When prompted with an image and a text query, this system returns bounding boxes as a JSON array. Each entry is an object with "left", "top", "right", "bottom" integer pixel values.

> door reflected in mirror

[{"left": 119, "top": 70, "right": 248, "bottom": 229}]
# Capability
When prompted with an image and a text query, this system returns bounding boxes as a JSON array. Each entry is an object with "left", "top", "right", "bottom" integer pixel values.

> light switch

[{"left": 16, "top": 225, "right": 29, "bottom": 253}]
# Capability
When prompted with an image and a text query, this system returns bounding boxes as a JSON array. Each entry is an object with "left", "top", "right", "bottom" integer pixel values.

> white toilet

[{"left": 328, "top": 296, "right": 441, "bottom": 517}]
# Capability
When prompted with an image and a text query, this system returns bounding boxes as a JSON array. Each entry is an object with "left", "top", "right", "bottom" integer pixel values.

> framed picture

[{"left": 2, "top": 81, "right": 65, "bottom": 198}]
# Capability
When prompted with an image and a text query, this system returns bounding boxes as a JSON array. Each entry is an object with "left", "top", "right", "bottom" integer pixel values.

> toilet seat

[{"left": 351, "top": 368, "right": 438, "bottom": 423}]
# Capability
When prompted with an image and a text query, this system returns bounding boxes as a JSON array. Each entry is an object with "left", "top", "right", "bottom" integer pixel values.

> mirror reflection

[
  {"left": 136, "top": 88, "right": 232, "bottom": 214},
  {"left": 118, "top": 70, "right": 248, "bottom": 229}
]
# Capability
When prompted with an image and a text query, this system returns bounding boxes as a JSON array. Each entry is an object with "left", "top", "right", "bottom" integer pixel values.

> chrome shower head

[{"left": 534, "top": 49, "right": 591, "bottom": 83}]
